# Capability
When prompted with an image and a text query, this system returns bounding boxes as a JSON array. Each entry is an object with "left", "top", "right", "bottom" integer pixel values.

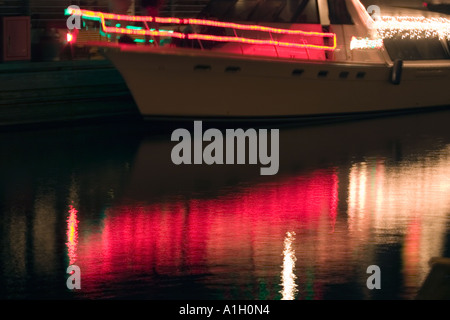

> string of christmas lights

[
  {"left": 65, "top": 7, "right": 337, "bottom": 51},
  {"left": 375, "top": 16, "right": 450, "bottom": 40},
  {"left": 350, "top": 37, "right": 383, "bottom": 50}
]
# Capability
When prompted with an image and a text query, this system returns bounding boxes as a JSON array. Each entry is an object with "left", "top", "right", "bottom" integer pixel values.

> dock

[{"left": 0, "top": 58, "right": 140, "bottom": 128}]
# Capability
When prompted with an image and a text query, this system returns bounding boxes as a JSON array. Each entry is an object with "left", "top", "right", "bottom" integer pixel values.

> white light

[
  {"left": 280, "top": 231, "right": 297, "bottom": 300},
  {"left": 374, "top": 16, "right": 450, "bottom": 40},
  {"left": 350, "top": 36, "right": 384, "bottom": 50}
]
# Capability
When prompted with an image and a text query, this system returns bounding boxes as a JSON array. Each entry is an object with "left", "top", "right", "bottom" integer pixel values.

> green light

[
  {"left": 150, "top": 28, "right": 173, "bottom": 33},
  {"left": 82, "top": 15, "right": 101, "bottom": 22},
  {"left": 305, "top": 268, "right": 314, "bottom": 300},
  {"left": 134, "top": 38, "right": 155, "bottom": 43},
  {"left": 258, "top": 280, "right": 269, "bottom": 300},
  {"left": 99, "top": 29, "right": 111, "bottom": 39},
  {"left": 116, "top": 23, "right": 121, "bottom": 27},
  {"left": 126, "top": 25, "right": 143, "bottom": 30}
]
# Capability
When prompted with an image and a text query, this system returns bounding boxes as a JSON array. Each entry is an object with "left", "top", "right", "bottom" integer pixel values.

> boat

[{"left": 66, "top": 0, "right": 450, "bottom": 121}]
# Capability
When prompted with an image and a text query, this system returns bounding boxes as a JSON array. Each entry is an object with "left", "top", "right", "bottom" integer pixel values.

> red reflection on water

[
  {"left": 403, "top": 217, "right": 422, "bottom": 290},
  {"left": 66, "top": 204, "right": 79, "bottom": 265},
  {"left": 76, "top": 169, "right": 339, "bottom": 298}
]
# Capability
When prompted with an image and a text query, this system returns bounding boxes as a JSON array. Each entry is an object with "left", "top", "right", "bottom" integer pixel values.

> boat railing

[{"left": 65, "top": 7, "right": 336, "bottom": 59}]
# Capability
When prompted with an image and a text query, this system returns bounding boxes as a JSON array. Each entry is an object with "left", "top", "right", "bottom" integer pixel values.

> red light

[
  {"left": 67, "top": 8, "right": 337, "bottom": 51},
  {"left": 423, "top": 2, "right": 428, "bottom": 7},
  {"left": 186, "top": 18, "right": 335, "bottom": 37},
  {"left": 73, "top": 169, "right": 339, "bottom": 298},
  {"left": 187, "top": 33, "right": 336, "bottom": 50},
  {"left": 67, "top": 32, "right": 73, "bottom": 43},
  {"left": 68, "top": 8, "right": 156, "bottom": 22}
]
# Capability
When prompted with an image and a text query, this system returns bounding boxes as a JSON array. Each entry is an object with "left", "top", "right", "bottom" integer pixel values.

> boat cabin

[{"left": 67, "top": 0, "right": 450, "bottom": 63}]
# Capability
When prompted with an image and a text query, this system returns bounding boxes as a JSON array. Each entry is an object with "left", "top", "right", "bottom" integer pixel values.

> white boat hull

[{"left": 106, "top": 46, "right": 450, "bottom": 119}]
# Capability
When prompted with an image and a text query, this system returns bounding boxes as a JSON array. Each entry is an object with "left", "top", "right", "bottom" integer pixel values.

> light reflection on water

[
  {"left": 0, "top": 110, "right": 449, "bottom": 300},
  {"left": 281, "top": 231, "right": 297, "bottom": 300}
]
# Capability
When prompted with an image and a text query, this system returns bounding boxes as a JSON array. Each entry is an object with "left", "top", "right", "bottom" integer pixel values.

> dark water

[{"left": 1, "top": 110, "right": 449, "bottom": 300}]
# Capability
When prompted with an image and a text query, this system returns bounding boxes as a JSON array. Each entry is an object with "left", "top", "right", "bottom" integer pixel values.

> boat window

[
  {"left": 292, "top": 69, "right": 304, "bottom": 75},
  {"left": 198, "top": 0, "right": 320, "bottom": 23},
  {"left": 198, "top": 0, "right": 238, "bottom": 20},
  {"left": 289, "top": 0, "right": 320, "bottom": 23},
  {"left": 249, "top": 0, "right": 287, "bottom": 22},
  {"left": 383, "top": 38, "right": 450, "bottom": 61},
  {"left": 356, "top": 71, "right": 365, "bottom": 79},
  {"left": 327, "top": 0, "right": 353, "bottom": 24},
  {"left": 339, "top": 71, "right": 349, "bottom": 78},
  {"left": 223, "top": 0, "right": 261, "bottom": 21}
]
